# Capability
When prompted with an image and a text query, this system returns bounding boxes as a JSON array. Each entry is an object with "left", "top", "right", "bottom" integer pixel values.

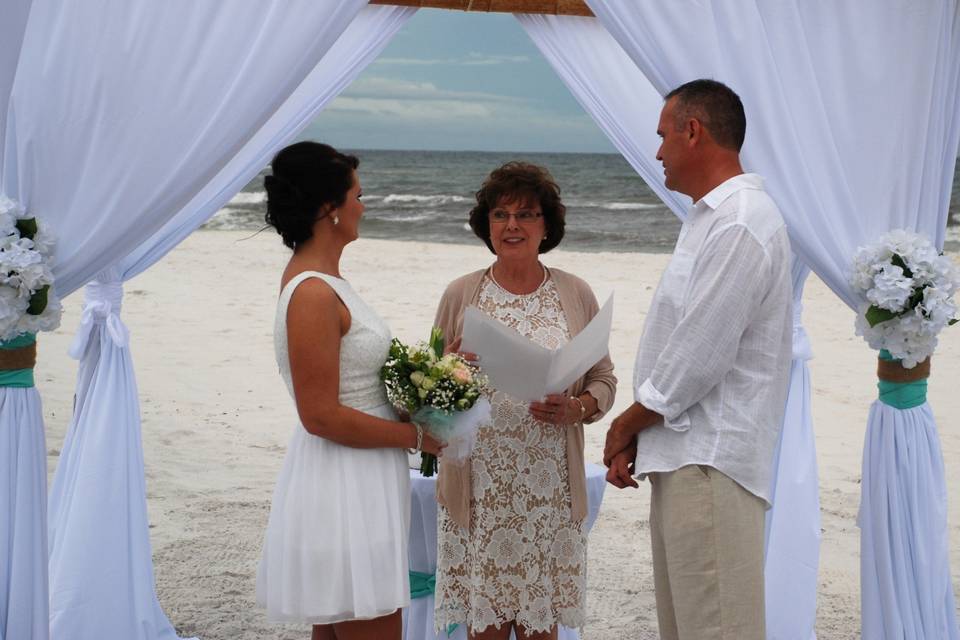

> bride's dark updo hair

[{"left": 264, "top": 141, "right": 359, "bottom": 249}]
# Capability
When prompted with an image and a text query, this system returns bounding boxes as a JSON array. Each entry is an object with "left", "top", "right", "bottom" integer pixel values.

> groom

[{"left": 603, "top": 79, "right": 792, "bottom": 640}]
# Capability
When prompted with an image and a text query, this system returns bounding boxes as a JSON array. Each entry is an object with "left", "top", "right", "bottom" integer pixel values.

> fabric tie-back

[
  {"left": 791, "top": 301, "right": 812, "bottom": 362},
  {"left": 876, "top": 350, "right": 928, "bottom": 410},
  {"left": 68, "top": 280, "right": 128, "bottom": 359},
  {"left": 0, "top": 333, "right": 37, "bottom": 388},
  {"left": 48, "top": 271, "right": 195, "bottom": 640},
  {"left": 762, "top": 263, "right": 819, "bottom": 640},
  {"left": 518, "top": 15, "right": 821, "bottom": 638},
  {"left": 409, "top": 571, "right": 459, "bottom": 635},
  {"left": 410, "top": 571, "right": 437, "bottom": 599}
]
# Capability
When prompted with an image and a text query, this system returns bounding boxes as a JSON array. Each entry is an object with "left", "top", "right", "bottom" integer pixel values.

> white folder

[{"left": 461, "top": 294, "right": 613, "bottom": 402}]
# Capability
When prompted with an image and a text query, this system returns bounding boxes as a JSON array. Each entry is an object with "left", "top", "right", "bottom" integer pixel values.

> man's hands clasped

[{"left": 602, "top": 402, "right": 661, "bottom": 489}]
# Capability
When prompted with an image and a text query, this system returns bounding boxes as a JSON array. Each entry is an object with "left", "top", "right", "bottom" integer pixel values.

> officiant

[{"left": 430, "top": 161, "right": 616, "bottom": 640}]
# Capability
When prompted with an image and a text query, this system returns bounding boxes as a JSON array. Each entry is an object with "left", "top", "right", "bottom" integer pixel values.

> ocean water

[{"left": 204, "top": 150, "right": 960, "bottom": 253}]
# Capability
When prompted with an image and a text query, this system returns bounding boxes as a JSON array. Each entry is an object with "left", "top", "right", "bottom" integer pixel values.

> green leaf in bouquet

[
  {"left": 27, "top": 285, "right": 48, "bottom": 315},
  {"left": 15, "top": 217, "right": 38, "bottom": 241},
  {"left": 891, "top": 253, "right": 913, "bottom": 278},
  {"left": 950, "top": 318, "right": 958, "bottom": 326},
  {"left": 905, "top": 286, "right": 925, "bottom": 313},
  {"left": 865, "top": 305, "right": 897, "bottom": 327},
  {"left": 429, "top": 326, "right": 445, "bottom": 359}
]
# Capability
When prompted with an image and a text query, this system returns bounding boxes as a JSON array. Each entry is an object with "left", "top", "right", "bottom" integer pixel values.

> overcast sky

[{"left": 301, "top": 9, "right": 617, "bottom": 153}]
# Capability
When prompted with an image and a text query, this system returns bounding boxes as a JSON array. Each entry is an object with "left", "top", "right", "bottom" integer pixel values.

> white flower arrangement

[
  {"left": 850, "top": 229, "right": 959, "bottom": 368},
  {"left": 0, "top": 195, "right": 62, "bottom": 342},
  {"left": 381, "top": 327, "right": 491, "bottom": 476}
]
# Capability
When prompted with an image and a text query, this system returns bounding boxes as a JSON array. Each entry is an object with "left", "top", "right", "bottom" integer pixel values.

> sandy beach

[{"left": 34, "top": 230, "right": 960, "bottom": 639}]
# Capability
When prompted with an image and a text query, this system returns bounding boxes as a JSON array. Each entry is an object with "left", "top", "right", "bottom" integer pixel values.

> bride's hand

[
  {"left": 420, "top": 432, "right": 446, "bottom": 457},
  {"left": 444, "top": 336, "right": 478, "bottom": 363}
]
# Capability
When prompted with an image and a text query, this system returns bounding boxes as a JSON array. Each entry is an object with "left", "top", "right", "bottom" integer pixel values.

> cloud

[
  {"left": 327, "top": 90, "right": 600, "bottom": 139},
  {"left": 318, "top": 73, "right": 612, "bottom": 151},
  {"left": 331, "top": 76, "right": 602, "bottom": 134},
  {"left": 328, "top": 97, "right": 493, "bottom": 120},
  {"left": 342, "top": 76, "right": 524, "bottom": 104},
  {"left": 374, "top": 53, "right": 531, "bottom": 67}
]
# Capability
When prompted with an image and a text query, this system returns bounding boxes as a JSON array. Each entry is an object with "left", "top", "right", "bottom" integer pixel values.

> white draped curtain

[
  {"left": 518, "top": 14, "right": 820, "bottom": 638},
  {"left": 0, "top": 5, "right": 48, "bottom": 638},
  {"left": 577, "top": 1, "right": 960, "bottom": 637},
  {"left": 0, "top": 2, "right": 414, "bottom": 638}
]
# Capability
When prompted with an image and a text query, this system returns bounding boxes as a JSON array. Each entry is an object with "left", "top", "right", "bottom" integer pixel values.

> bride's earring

[{"left": 332, "top": 215, "right": 340, "bottom": 225}]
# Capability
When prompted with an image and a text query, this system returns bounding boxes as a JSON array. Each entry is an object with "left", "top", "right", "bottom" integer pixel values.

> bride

[{"left": 255, "top": 141, "right": 444, "bottom": 640}]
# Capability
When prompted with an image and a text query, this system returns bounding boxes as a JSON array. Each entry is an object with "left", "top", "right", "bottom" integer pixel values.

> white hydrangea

[
  {"left": 0, "top": 286, "right": 29, "bottom": 339},
  {"left": 0, "top": 195, "right": 24, "bottom": 229},
  {"left": 0, "top": 195, "right": 62, "bottom": 342},
  {"left": 15, "top": 294, "right": 62, "bottom": 336},
  {"left": 850, "top": 229, "right": 959, "bottom": 368},
  {"left": 866, "top": 263, "right": 913, "bottom": 312}
]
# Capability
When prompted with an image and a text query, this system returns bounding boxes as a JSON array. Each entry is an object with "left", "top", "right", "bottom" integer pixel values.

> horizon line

[{"left": 335, "top": 146, "right": 622, "bottom": 155}]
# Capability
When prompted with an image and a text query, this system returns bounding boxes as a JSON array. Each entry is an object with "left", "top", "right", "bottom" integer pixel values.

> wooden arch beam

[{"left": 368, "top": 0, "right": 593, "bottom": 17}]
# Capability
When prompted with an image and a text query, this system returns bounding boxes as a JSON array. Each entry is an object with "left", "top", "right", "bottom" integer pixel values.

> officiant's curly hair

[
  {"left": 665, "top": 79, "right": 746, "bottom": 152},
  {"left": 264, "top": 141, "right": 359, "bottom": 249},
  {"left": 469, "top": 161, "right": 566, "bottom": 254}
]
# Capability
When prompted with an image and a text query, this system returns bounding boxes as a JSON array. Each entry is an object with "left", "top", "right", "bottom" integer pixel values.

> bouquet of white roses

[
  {"left": 850, "top": 229, "right": 959, "bottom": 368},
  {"left": 380, "top": 327, "right": 491, "bottom": 476},
  {"left": 0, "top": 195, "right": 62, "bottom": 341}
]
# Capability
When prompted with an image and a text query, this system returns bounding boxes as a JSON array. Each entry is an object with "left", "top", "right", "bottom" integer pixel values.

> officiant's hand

[
  {"left": 444, "top": 336, "right": 478, "bottom": 363},
  {"left": 606, "top": 440, "right": 639, "bottom": 489},
  {"left": 529, "top": 394, "right": 582, "bottom": 426}
]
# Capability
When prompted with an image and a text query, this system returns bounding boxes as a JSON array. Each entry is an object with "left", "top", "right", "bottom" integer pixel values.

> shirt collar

[{"left": 697, "top": 173, "right": 764, "bottom": 212}]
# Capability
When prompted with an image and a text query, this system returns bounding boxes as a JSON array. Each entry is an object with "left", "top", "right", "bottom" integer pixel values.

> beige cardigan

[{"left": 434, "top": 266, "right": 617, "bottom": 530}]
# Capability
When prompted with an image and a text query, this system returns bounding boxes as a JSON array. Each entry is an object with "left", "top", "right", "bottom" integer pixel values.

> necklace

[{"left": 490, "top": 263, "right": 548, "bottom": 295}]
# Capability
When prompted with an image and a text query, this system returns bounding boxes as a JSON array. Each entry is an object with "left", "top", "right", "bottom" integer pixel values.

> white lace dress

[
  {"left": 435, "top": 274, "right": 587, "bottom": 633},
  {"left": 256, "top": 271, "right": 410, "bottom": 624}
]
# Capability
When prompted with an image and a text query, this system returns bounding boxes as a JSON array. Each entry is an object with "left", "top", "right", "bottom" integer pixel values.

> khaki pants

[{"left": 649, "top": 465, "right": 766, "bottom": 640}]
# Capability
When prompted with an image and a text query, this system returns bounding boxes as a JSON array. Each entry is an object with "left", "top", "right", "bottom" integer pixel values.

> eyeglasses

[{"left": 490, "top": 209, "right": 543, "bottom": 224}]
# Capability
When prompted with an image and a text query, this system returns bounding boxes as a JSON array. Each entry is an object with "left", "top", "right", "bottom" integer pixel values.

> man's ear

[{"left": 686, "top": 118, "right": 703, "bottom": 147}]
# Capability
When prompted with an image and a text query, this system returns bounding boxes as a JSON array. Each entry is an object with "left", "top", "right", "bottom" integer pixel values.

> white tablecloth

[{"left": 403, "top": 463, "right": 608, "bottom": 640}]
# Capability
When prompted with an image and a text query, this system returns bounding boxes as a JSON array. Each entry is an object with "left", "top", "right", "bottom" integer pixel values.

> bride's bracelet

[{"left": 407, "top": 423, "right": 423, "bottom": 454}]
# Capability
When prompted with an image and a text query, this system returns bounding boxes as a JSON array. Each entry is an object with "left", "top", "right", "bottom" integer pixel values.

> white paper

[{"left": 461, "top": 294, "right": 613, "bottom": 402}]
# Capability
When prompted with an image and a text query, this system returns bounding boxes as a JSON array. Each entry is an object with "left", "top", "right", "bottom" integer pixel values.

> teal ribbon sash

[
  {"left": 0, "top": 332, "right": 36, "bottom": 388},
  {"left": 409, "top": 570, "right": 436, "bottom": 599},
  {"left": 409, "top": 570, "right": 458, "bottom": 634},
  {"left": 877, "top": 349, "right": 927, "bottom": 409}
]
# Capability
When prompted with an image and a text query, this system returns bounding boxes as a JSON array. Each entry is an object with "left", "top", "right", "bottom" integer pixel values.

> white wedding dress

[{"left": 256, "top": 271, "right": 410, "bottom": 624}]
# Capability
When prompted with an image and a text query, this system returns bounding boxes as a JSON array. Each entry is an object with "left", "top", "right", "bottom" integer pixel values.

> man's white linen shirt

[{"left": 633, "top": 173, "right": 792, "bottom": 504}]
